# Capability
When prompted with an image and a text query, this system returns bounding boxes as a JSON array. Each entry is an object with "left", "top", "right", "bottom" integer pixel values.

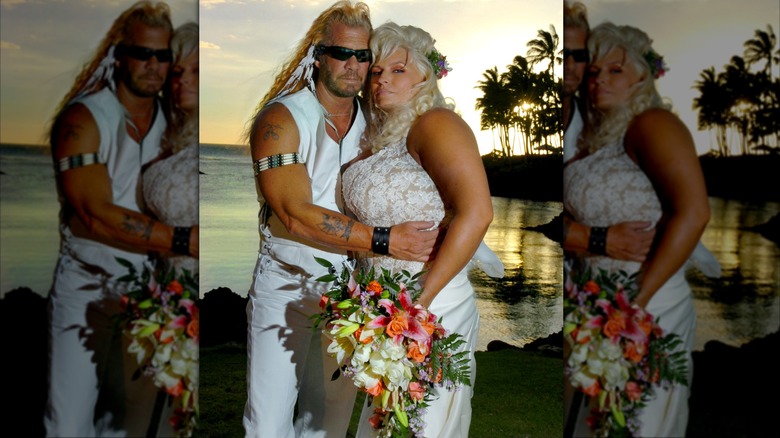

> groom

[
  {"left": 46, "top": 2, "right": 196, "bottom": 436},
  {"left": 245, "top": 1, "right": 439, "bottom": 436}
]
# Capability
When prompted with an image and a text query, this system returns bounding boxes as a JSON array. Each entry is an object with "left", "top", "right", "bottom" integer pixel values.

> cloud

[
  {"left": 0, "top": 0, "right": 28, "bottom": 9},
  {"left": 0, "top": 40, "right": 21, "bottom": 50},
  {"left": 200, "top": 41, "right": 221, "bottom": 50}
]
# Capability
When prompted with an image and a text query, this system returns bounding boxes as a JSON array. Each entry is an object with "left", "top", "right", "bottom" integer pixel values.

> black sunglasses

[
  {"left": 118, "top": 45, "right": 173, "bottom": 63},
  {"left": 564, "top": 48, "right": 589, "bottom": 63},
  {"left": 315, "top": 45, "right": 372, "bottom": 63}
]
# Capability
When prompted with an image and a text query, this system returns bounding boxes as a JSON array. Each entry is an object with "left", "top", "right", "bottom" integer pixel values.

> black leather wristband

[
  {"left": 588, "top": 226, "right": 608, "bottom": 256},
  {"left": 172, "top": 226, "right": 191, "bottom": 256},
  {"left": 371, "top": 226, "right": 391, "bottom": 255}
]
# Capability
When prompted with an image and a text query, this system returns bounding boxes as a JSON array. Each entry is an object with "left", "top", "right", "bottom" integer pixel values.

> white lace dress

[
  {"left": 142, "top": 143, "right": 199, "bottom": 277},
  {"left": 563, "top": 140, "right": 695, "bottom": 437},
  {"left": 342, "top": 139, "right": 479, "bottom": 438}
]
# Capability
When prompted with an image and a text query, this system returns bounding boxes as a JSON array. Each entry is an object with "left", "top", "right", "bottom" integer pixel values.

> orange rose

[
  {"left": 638, "top": 318, "right": 653, "bottom": 336},
  {"left": 368, "top": 409, "right": 386, "bottom": 429},
  {"left": 420, "top": 320, "right": 436, "bottom": 336},
  {"left": 408, "top": 381, "right": 425, "bottom": 402},
  {"left": 582, "top": 380, "right": 601, "bottom": 397},
  {"left": 166, "top": 380, "right": 184, "bottom": 397},
  {"left": 187, "top": 318, "right": 199, "bottom": 338},
  {"left": 366, "top": 381, "right": 383, "bottom": 397},
  {"left": 386, "top": 313, "right": 409, "bottom": 337},
  {"left": 623, "top": 341, "right": 645, "bottom": 363},
  {"left": 429, "top": 367, "right": 443, "bottom": 383},
  {"left": 603, "top": 313, "right": 626, "bottom": 338},
  {"left": 625, "top": 381, "right": 642, "bottom": 401},
  {"left": 167, "top": 280, "right": 184, "bottom": 295},
  {"left": 407, "top": 341, "right": 428, "bottom": 363},
  {"left": 366, "top": 280, "right": 383, "bottom": 295},
  {"left": 583, "top": 280, "right": 600, "bottom": 294}
]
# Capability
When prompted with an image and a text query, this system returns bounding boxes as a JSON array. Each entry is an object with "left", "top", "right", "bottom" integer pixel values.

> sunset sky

[
  {"left": 0, "top": 0, "right": 197, "bottom": 145},
  {"left": 1, "top": 0, "right": 778, "bottom": 156},
  {"left": 583, "top": 0, "right": 779, "bottom": 155},
  {"left": 0, "top": 0, "right": 561, "bottom": 157},
  {"left": 198, "top": 0, "right": 561, "bottom": 156}
]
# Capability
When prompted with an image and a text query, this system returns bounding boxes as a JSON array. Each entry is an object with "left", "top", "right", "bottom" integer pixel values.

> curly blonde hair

[
  {"left": 163, "top": 21, "right": 198, "bottom": 154},
  {"left": 243, "top": 1, "right": 371, "bottom": 142},
  {"left": 47, "top": 1, "right": 172, "bottom": 140},
  {"left": 564, "top": 1, "right": 589, "bottom": 32},
  {"left": 365, "top": 22, "right": 454, "bottom": 153},
  {"left": 581, "top": 22, "right": 670, "bottom": 154}
]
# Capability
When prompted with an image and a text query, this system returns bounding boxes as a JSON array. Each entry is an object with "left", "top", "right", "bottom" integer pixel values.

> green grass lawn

[{"left": 199, "top": 344, "right": 563, "bottom": 437}]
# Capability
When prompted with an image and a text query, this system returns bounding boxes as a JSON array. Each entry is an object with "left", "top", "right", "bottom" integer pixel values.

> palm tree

[
  {"left": 692, "top": 67, "right": 730, "bottom": 155},
  {"left": 475, "top": 67, "right": 514, "bottom": 157},
  {"left": 526, "top": 25, "right": 561, "bottom": 76},
  {"left": 744, "top": 24, "right": 777, "bottom": 76},
  {"left": 722, "top": 56, "right": 756, "bottom": 154}
]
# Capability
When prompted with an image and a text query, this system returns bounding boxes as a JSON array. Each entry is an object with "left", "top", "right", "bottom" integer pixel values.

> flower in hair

[
  {"left": 643, "top": 49, "right": 668, "bottom": 79},
  {"left": 426, "top": 48, "right": 452, "bottom": 79}
]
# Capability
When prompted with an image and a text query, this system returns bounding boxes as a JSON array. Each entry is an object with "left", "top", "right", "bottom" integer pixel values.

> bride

[
  {"left": 563, "top": 22, "right": 709, "bottom": 437},
  {"left": 342, "top": 22, "right": 494, "bottom": 437},
  {"left": 143, "top": 21, "right": 199, "bottom": 277},
  {"left": 139, "top": 21, "right": 199, "bottom": 436}
]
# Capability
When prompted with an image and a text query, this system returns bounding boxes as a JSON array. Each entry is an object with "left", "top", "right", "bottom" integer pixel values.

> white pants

[
  {"left": 243, "top": 253, "right": 357, "bottom": 438},
  {"left": 45, "top": 252, "right": 160, "bottom": 437}
]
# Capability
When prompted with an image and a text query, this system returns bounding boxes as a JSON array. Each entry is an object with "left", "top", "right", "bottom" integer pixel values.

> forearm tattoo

[
  {"left": 121, "top": 214, "right": 155, "bottom": 241},
  {"left": 318, "top": 213, "right": 355, "bottom": 241},
  {"left": 260, "top": 123, "right": 283, "bottom": 141}
]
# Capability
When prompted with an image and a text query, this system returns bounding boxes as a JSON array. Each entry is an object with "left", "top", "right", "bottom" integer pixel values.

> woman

[
  {"left": 563, "top": 22, "right": 709, "bottom": 436},
  {"left": 143, "top": 21, "right": 199, "bottom": 277},
  {"left": 138, "top": 21, "right": 199, "bottom": 437},
  {"left": 342, "top": 22, "right": 493, "bottom": 437}
]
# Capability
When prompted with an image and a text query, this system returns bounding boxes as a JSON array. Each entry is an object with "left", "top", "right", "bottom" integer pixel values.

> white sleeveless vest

[
  {"left": 255, "top": 88, "right": 365, "bottom": 273},
  {"left": 58, "top": 88, "right": 165, "bottom": 275}
]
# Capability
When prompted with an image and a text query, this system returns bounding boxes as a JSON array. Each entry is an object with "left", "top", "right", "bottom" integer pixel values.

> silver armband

[
  {"left": 253, "top": 153, "right": 303, "bottom": 176},
  {"left": 54, "top": 152, "right": 102, "bottom": 174}
]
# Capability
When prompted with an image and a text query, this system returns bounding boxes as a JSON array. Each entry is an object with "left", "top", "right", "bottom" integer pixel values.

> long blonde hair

[
  {"left": 47, "top": 1, "right": 172, "bottom": 141},
  {"left": 163, "top": 21, "right": 198, "bottom": 154},
  {"left": 581, "top": 22, "right": 670, "bottom": 153},
  {"left": 243, "top": 1, "right": 371, "bottom": 142},
  {"left": 365, "top": 22, "right": 454, "bottom": 153}
]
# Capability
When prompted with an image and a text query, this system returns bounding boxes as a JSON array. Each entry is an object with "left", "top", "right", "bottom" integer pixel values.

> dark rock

[
  {"left": 0, "top": 287, "right": 48, "bottom": 436},
  {"left": 200, "top": 287, "right": 249, "bottom": 348},
  {"left": 488, "top": 332, "right": 564, "bottom": 358},
  {"left": 487, "top": 340, "right": 521, "bottom": 352},
  {"left": 524, "top": 212, "right": 563, "bottom": 244},
  {"left": 750, "top": 212, "right": 780, "bottom": 246}
]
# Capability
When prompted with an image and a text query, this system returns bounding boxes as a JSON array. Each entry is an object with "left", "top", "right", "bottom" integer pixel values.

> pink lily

[
  {"left": 366, "top": 288, "right": 430, "bottom": 343},
  {"left": 596, "top": 290, "right": 647, "bottom": 344}
]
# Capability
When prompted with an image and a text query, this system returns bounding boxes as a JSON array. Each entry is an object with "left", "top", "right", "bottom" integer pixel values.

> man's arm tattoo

[
  {"left": 61, "top": 122, "right": 82, "bottom": 143},
  {"left": 120, "top": 214, "right": 155, "bottom": 241},
  {"left": 260, "top": 123, "right": 283, "bottom": 141},
  {"left": 318, "top": 213, "right": 355, "bottom": 241}
]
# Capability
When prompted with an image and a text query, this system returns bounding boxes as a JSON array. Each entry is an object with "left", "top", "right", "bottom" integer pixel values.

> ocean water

[
  {"left": 2, "top": 143, "right": 778, "bottom": 351},
  {"left": 198, "top": 143, "right": 564, "bottom": 351}
]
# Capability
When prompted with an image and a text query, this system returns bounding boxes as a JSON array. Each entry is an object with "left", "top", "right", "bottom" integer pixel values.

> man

[
  {"left": 562, "top": 0, "right": 589, "bottom": 165},
  {"left": 245, "top": 1, "right": 438, "bottom": 436},
  {"left": 45, "top": 2, "right": 197, "bottom": 436}
]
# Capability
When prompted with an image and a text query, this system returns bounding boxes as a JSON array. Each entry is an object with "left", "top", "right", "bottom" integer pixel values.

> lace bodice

[
  {"left": 342, "top": 139, "right": 449, "bottom": 274},
  {"left": 563, "top": 140, "right": 662, "bottom": 274},
  {"left": 142, "top": 143, "right": 199, "bottom": 275}
]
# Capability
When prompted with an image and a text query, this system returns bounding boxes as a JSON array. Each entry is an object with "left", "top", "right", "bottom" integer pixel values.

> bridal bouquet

[
  {"left": 115, "top": 258, "right": 199, "bottom": 437},
  {"left": 563, "top": 267, "right": 688, "bottom": 437},
  {"left": 311, "top": 257, "right": 471, "bottom": 438}
]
